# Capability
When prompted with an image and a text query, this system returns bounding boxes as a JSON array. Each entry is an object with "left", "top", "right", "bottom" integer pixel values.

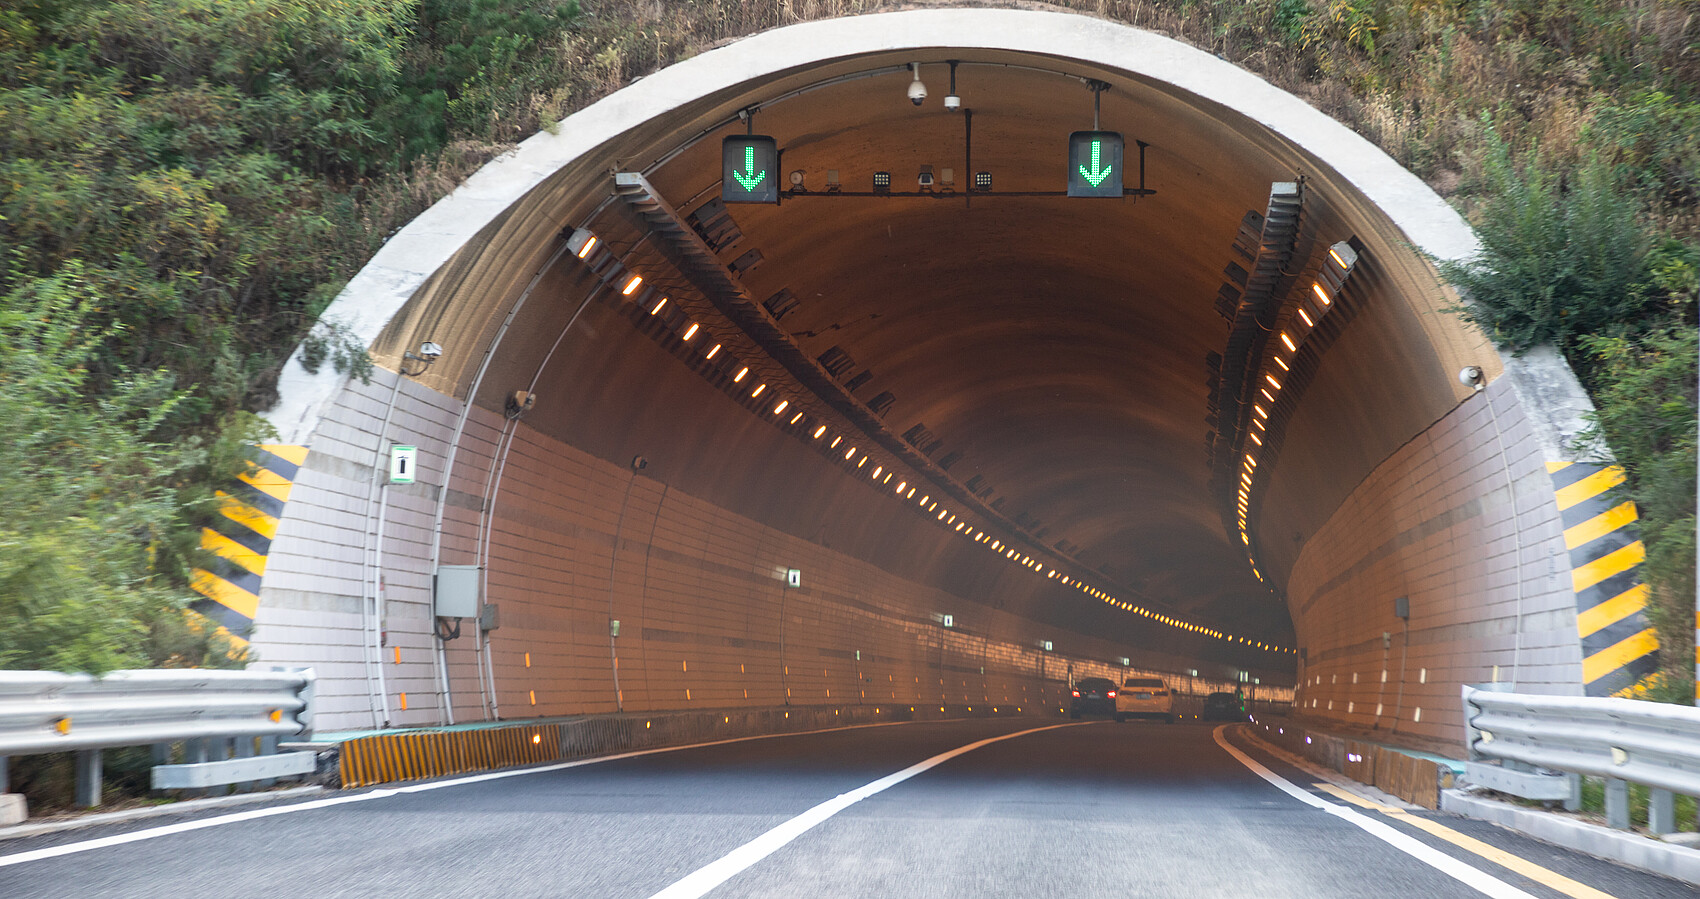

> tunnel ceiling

[
  {"left": 638, "top": 59, "right": 1289, "bottom": 629},
  {"left": 368, "top": 16, "right": 1490, "bottom": 663}
]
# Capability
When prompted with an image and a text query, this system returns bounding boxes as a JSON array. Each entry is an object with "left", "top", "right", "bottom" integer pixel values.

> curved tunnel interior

[{"left": 368, "top": 43, "right": 1490, "bottom": 683}]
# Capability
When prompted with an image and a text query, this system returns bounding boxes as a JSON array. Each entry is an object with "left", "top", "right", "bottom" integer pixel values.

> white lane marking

[
  {"left": 0, "top": 716, "right": 968, "bottom": 868},
  {"left": 1212, "top": 726, "right": 1540, "bottom": 899},
  {"left": 646, "top": 723, "right": 1082, "bottom": 899}
]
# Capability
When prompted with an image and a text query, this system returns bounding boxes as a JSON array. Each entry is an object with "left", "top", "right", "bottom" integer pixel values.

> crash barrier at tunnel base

[
  {"left": 329, "top": 703, "right": 1045, "bottom": 788},
  {"left": 1243, "top": 715, "right": 1456, "bottom": 809},
  {"left": 1462, "top": 684, "right": 1700, "bottom": 834},
  {"left": 0, "top": 668, "right": 316, "bottom": 818}
]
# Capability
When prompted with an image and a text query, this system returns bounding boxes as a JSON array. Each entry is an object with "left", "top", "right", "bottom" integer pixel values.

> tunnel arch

[{"left": 238, "top": 8, "right": 1629, "bottom": 744}]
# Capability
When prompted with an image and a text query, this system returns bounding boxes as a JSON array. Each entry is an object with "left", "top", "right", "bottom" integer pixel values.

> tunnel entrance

[{"left": 237, "top": 9, "right": 1635, "bottom": 745}]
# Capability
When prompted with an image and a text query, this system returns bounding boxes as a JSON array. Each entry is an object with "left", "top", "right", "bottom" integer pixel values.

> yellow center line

[{"left": 1314, "top": 784, "right": 1620, "bottom": 899}]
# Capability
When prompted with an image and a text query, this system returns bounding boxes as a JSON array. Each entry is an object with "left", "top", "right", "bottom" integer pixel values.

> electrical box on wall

[{"left": 435, "top": 565, "right": 479, "bottom": 618}]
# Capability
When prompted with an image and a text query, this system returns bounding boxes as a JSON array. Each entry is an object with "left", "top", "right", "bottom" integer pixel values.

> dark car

[
  {"left": 1201, "top": 691, "right": 1245, "bottom": 721},
  {"left": 1069, "top": 677, "right": 1118, "bottom": 719}
]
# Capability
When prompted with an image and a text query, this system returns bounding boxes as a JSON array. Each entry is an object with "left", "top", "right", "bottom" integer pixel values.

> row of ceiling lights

[
  {"left": 1234, "top": 240, "right": 1359, "bottom": 612},
  {"left": 570, "top": 227, "right": 1293, "bottom": 655}
]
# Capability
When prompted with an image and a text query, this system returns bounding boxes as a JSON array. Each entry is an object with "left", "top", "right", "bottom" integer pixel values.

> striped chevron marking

[
  {"left": 190, "top": 444, "right": 307, "bottom": 640},
  {"left": 1547, "top": 461, "right": 1656, "bottom": 697}
]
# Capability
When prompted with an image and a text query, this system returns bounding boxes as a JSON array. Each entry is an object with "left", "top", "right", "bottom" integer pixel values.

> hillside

[{"left": 1, "top": 0, "right": 1694, "bottom": 690}]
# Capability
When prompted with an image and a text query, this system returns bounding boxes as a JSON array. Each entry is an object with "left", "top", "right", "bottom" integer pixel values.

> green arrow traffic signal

[
  {"left": 722, "top": 135, "right": 778, "bottom": 203},
  {"left": 1078, "top": 139, "right": 1113, "bottom": 187},
  {"left": 1067, "top": 131, "right": 1124, "bottom": 198},
  {"left": 732, "top": 145, "right": 766, "bottom": 192}
]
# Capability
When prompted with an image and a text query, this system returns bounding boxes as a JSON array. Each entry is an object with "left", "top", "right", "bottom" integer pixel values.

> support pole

[
  {"left": 1604, "top": 777, "right": 1630, "bottom": 830},
  {"left": 1650, "top": 787, "right": 1676, "bottom": 835},
  {"left": 74, "top": 749, "right": 102, "bottom": 808}
]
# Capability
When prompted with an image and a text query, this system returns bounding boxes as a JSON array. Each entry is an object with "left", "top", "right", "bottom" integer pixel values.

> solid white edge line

[
  {"left": 644, "top": 722, "right": 1082, "bottom": 899},
  {"left": 0, "top": 716, "right": 1004, "bottom": 869},
  {"left": 1211, "top": 725, "right": 1540, "bottom": 899}
]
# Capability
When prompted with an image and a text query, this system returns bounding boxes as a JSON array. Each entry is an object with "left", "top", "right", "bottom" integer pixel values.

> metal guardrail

[
  {"left": 1461, "top": 684, "right": 1700, "bottom": 833},
  {"left": 0, "top": 668, "right": 315, "bottom": 811}
]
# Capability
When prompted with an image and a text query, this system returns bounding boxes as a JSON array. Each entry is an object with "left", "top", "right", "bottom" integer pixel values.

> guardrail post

[
  {"left": 1564, "top": 773, "right": 1581, "bottom": 811},
  {"left": 74, "top": 749, "right": 102, "bottom": 808},
  {"left": 1649, "top": 788, "right": 1676, "bottom": 835},
  {"left": 1605, "top": 777, "right": 1630, "bottom": 830}
]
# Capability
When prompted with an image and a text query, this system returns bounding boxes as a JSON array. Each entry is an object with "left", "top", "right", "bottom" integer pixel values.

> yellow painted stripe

[
  {"left": 1317, "top": 784, "right": 1619, "bottom": 899},
  {"left": 1583, "top": 628, "right": 1659, "bottom": 684},
  {"left": 201, "top": 527, "right": 266, "bottom": 577},
  {"left": 258, "top": 444, "right": 309, "bottom": 466},
  {"left": 1554, "top": 466, "right": 1625, "bottom": 511},
  {"left": 217, "top": 491, "right": 279, "bottom": 539},
  {"left": 1563, "top": 501, "right": 1639, "bottom": 551},
  {"left": 237, "top": 467, "right": 294, "bottom": 503},
  {"left": 1577, "top": 584, "right": 1650, "bottom": 638},
  {"left": 1546, "top": 461, "right": 1572, "bottom": 474},
  {"left": 1571, "top": 540, "right": 1645, "bottom": 593},
  {"left": 191, "top": 569, "right": 259, "bottom": 620},
  {"left": 1315, "top": 783, "right": 1397, "bottom": 811}
]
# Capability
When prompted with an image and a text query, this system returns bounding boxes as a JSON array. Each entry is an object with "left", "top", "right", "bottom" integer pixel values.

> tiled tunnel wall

[
  {"left": 1285, "top": 377, "right": 1581, "bottom": 747},
  {"left": 254, "top": 370, "right": 1270, "bottom": 733}
]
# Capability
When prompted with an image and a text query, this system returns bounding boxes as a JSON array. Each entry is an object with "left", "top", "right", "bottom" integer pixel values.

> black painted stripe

[
  {"left": 1560, "top": 495, "right": 1627, "bottom": 530},
  {"left": 207, "top": 514, "right": 273, "bottom": 557},
  {"left": 226, "top": 478, "right": 286, "bottom": 520},
  {"left": 1548, "top": 461, "right": 1602, "bottom": 493},
  {"left": 1569, "top": 528, "right": 1640, "bottom": 568},
  {"left": 1585, "top": 651, "right": 1661, "bottom": 697},
  {"left": 247, "top": 446, "right": 300, "bottom": 482},
  {"left": 207, "top": 555, "right": 263, "bottom": 596},
  {"left": 190, "top": 596, "right": 254, "bottom": 638},
  {"left": 1581, "top": 613, "right": 1653, "bottom": 658},
  {"left": 1575, "top": 569, "right": 1643, "bottom": 614}
]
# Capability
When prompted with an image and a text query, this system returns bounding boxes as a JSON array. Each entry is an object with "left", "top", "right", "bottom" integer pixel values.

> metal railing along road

[
  {"left": 0, "top": 668, "right": 315, "bottom": 810},
  {"left": 1461, "top": 684, "right": 1700, "bottom": 833}
]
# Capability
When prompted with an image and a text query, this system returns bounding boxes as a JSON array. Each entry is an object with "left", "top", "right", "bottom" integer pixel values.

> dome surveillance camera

[
  {"left": 944, "top": 93, "right": 961, "bottom": 111},
  {"left": 1458, "top": 366, "right": 1484, "bottom": 390},
  {"left": 907, "top": 63, "right": 927, "bottom": 106}
]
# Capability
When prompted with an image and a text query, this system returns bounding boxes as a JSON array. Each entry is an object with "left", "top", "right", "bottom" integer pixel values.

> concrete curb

[
  {"left": 0, "top": 786, "right": 323, "bottom": 842},
  {"left": 1441, "top": 789, "right": 1700, "bottom": 886}
]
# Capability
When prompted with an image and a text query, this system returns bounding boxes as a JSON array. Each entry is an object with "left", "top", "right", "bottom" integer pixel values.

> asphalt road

[{"left": 1, "top": 719, "right": 1692, "bottom": 898}]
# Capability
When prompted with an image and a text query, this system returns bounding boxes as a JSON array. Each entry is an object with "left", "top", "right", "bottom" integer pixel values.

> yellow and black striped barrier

[
  {"left": 1548, "top": 461, "right": 1657, "bottom": 697},
  {"left": 190, "top": 444, "right": 307, "bottom": 640},
  {"left": 339, "top": 726, "right": 561, "bottom": 788}
]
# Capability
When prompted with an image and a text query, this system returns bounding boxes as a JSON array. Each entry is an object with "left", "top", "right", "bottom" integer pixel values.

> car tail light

[
  {"left": 1107, "top": 691, "right": 1117, "bottom": 698},
  {"left": 1071, "top": 690, "right": 1080, "bottom": 697}
]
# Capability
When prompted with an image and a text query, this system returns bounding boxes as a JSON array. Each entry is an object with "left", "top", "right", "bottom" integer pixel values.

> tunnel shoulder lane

[{"left": 1222, "top": 725, "right": 1699, "bottom": 899}]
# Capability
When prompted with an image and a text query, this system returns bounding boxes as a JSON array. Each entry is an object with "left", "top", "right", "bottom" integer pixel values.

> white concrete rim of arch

[{"left": 263, "top": 5, "right": 1487, "bottom": 443}]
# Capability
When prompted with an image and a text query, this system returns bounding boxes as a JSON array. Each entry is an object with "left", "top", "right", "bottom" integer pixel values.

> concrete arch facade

[{"left": 222, "top": 9, "right": 1636, "bottom": 744}]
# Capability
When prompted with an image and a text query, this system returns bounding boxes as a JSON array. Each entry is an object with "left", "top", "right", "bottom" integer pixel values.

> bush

[{"left": 1443, "top": 128, "right": 1654, "bottom": 355}]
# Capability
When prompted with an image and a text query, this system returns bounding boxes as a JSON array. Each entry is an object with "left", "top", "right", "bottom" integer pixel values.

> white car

[{"left": 1115, "top": 676, "right": 1176, "bottom": 723}]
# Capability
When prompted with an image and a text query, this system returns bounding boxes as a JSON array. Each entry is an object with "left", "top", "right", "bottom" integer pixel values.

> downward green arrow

[
  {"left": 732, "top": 146, "right": 766, "bottom": 192},
  {"left": 1078, "top": 139, "right": 1113, "bottom": 187}
]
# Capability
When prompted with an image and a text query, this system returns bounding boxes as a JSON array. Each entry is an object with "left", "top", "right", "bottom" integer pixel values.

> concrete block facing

[{"left": 0, "top": 793, "right": 25, "bottom": 826}]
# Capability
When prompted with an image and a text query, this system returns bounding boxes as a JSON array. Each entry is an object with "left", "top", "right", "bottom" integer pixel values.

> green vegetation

[{"left": 0, "top": 0, "right": 1694, "bottom": 697}]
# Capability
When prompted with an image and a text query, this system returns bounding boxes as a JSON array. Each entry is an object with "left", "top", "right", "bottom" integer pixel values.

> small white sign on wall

[
  {"left": 786, "top": 568, "right": 801, "bottom": 588},
  {"left": 390, "top": 445, "right": 417, "bottom": 484}
]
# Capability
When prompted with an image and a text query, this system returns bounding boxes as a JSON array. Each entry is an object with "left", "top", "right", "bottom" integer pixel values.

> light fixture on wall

[{"left": 400, "top": 341, "right": 442, "bottom": 377}]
